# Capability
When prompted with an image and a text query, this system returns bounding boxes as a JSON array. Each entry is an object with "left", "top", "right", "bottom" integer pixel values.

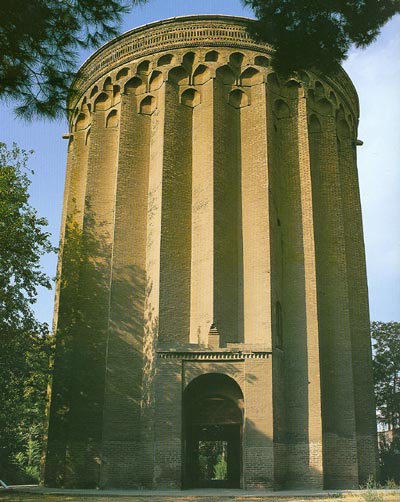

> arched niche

[
  {"left": 116, "top": 67, "right": 129, "bottom": 80},
  {"left": 205, "top": 50, "right": 219, "bottom": 62},
  {"left": 137, "top": 60, "right": 150, "bottom": 75},
  {"left": 274, "top": 99, "right": 290, "bottom": 119},
  {"left": 181, "top": 88, "right": 200, "bottom": 108},
  {"left": 193, "top": 65, "right": 211, "bottom": 85},
  {"left": 316, "top": 98, "right": 333, "bottom": 116},
  {"left": 113, "top": 85, "right": 120, "bottom": 101},
  {"left": 183, "top": 51, "right": 195, "bottom": 70},
  {"left": 149, "top": 70, "right": 163, "bottom": 91},
  {"left": 228, "top": 89, "right": 248, "bottom": 108},
  {"left": 284, "top": 79, "right": 300, "bottom": 98},
  {"left": 106, "top": 109, "right": 118, "bottom": 128},
  {"left": 254, "top": 55, "right": 270, "bottom": 67},
  {"left": 240, "top": 67, "right": 262, "bottom": 86},
  {"left": 124, "top": 76, "right": 145, "bottom": 95},
  {"left": 139, "top": 95, "right": 156, "bottom": 115},
  {"left": 314, "top": 81, "right": 325, "bottom": 97},
  {"left": 309, "top": 114, "right": 321, "bottom": 133},
  {"left": 77, "top": 99, "right": 90, "bottom": 117},
  {"left": 229, "top": 52, "right": 244, "bottom": 68},
  {"left": 168, "top": 66, "right": 189, "bottom": 85},
  {"left": 336, "top": 105, "right": 345, "bottom": 121},
  {"left": 157, "top": 53, "right": 175, "bottom": 67},
  {"left": 89, "top": 85, "right": 98, "bottom": 98},
  {"left": 216, "top": 65, "right": 235, "bottom": 85},
  {"left": 94, "top": 92, "right": 111, "bottom": 111},
  {"left": 103, "top": 76, "right": 112, "bottom": 91},
  {"left": 337, "top": 118, "right": 350, "bottom": 139},
  {"left": 75, "top": 112, "right": 90, "bottom": 131}
]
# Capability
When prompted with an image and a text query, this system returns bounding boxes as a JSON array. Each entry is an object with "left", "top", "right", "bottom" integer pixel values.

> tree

[
  {"left": 371, "top": 321, "right": 400, "bottom": 483},
  {"left": 372, "top": 321, "right": 400, "bottom": 431},
  {"left": 0, "top": 142, "right": 55, "bottom": 333},
  {"left": 242, "top": 0, "right": 400, "bottom": 75},
  {"left": 0, "top": 327, "right": 53, "bottom": 483},
  {"left": 2, "top": 2, "right": 399, "bottom": 119},
  {"left": 0, "top": 142, "right": 55, "bottom": 482},
  {"left": 0, "top": 0, "right": 147, "bottom": 119}
]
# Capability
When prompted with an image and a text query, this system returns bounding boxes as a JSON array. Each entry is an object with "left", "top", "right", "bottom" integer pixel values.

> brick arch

[
  {"left": 116, "top": 67, "right": 130, "bottom": 80},
  {"left": 184, "top": 371, "right": 244, "bottom": 400},
  {"left": 124, "top": 76, "right": 145, "bottom": 95},
  {"left": 215, "top": 64, "right": 235, "bottom": 85},
  {"left": 205, "top": 50, "right": 219, "bottom": 62},
  {"left": 183, "top": 372, "right": 244, "bottom": 489},
  {"left": 149, "top": 70, "right": 163, "bottom": 91},
  {"left": 240, "top": 67, "right": 263, "bottom": 86},
  {"left": 229, "top": 51, "right": 245, "bottom": 68},
  {"left": 93, "top": 92, "right": 111, "bottom": 111},
  {"left": 157, "top": 53, "right": 175, "bottom": 67},
  {"left": 168, "top": 65, "right": 189, "bottom": 85},
  {"left": 193, "top": 64, "right": 211, "bottom": 85}
]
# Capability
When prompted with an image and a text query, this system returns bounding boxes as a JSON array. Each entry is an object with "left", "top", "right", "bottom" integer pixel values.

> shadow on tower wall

[{"left": 43, "top": 200, "right": 153, "bottom": 488}]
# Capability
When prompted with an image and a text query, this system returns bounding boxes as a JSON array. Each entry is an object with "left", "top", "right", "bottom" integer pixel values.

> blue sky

[{"left": 1, "top": 0, "right": 399, "bottom": 327}]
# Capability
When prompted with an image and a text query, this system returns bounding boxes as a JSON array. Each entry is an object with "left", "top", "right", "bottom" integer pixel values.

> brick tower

[{"left": 43, "top": 15, "right": 377, "bottom": 490}]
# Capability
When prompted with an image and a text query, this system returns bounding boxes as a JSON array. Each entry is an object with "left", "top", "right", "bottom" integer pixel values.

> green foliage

[
  {"left": 372, "top": 322, "right": 400, "bottom": 430},
  {"left": 0, "top": 142, "right": 55, "bottom": 482},
  {"left": 2, "top": 1, "right": 399, "bottom": 117},
  {"left": 362, "top": 475, "right": 383, "bottom": 502},
  {"left": 0, "top": 0, "right": 148, "bottom": 119},
  {"left": 384, "top": 478, "right": 399, "bottom": 489},
  {"left": 242, "top": 0, "right": 400, "bottom": 75},
  {"left": 0, "top": 143, "right": 56, "bottom": 333},
  {"left": 213, "top": 454, "right": 228, "bottom": 480},
  {"left": 0, "top": 324, "right": 54, "bottom": 483},
  {"left": 198, "top": 440, "right": 228, "bottom": 481},
  {"left": 378, "top": 434, "right": 400, "bottom": 484},
  {"left": 371, "top": 321, "right": 400, "bottom": 484}
]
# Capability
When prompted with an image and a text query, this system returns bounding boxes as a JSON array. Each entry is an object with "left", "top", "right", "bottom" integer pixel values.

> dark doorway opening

[
  {"left": 183, "top": 374, "right": 243, "bottom": 488},
  {"left": 188, "top": 424, "right": 240, "bottom": 487}
]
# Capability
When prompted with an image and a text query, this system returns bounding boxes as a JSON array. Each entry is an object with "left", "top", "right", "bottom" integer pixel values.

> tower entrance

[{"left": 183, "top": 374, "right": 243, "bottom": 488}]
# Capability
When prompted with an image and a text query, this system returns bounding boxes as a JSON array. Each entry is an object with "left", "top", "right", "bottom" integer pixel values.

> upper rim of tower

[
  {"left": 71, "top": 15, "right": 268, "bottom": 98},
  {"left": 69, "top": 14, "right": 358, "bottom": 116},
  {"left": 76, "top": 15, "right": 258, "bottom": 76}
]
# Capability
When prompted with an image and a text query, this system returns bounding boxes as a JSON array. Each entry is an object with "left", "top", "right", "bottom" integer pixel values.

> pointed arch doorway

[{"left": 183, "top": 373, "right": 244, "bottom": 488}]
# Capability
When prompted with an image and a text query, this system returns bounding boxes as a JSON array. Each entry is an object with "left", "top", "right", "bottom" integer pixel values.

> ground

[{"left": 0, "top": 487, "right": 399, "bottom": 502}]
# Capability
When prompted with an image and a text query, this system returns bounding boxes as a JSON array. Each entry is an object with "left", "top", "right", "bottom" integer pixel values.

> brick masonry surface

[{"left": 43, "top": 15, "right": 378, "bottom": 491}]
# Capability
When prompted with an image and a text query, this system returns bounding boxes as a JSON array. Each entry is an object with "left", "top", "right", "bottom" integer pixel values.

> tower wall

[{"left": 44, "top": 16, "right": 377, "bottom": 490}]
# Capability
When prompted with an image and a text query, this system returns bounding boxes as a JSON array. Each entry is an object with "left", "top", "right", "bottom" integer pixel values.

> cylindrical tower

[{"left": 44, "top": 15, "right": 377, "bottom": 490}]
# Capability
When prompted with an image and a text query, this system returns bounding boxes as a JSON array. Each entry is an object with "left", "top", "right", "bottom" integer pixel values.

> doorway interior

[{"left": 183, "top": 373, "right": 244, "bottom": 488}]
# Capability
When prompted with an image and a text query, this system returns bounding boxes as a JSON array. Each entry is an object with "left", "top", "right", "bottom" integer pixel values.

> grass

[{"left": 0, "top": 493, "right": 399, "bottom": 502}]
